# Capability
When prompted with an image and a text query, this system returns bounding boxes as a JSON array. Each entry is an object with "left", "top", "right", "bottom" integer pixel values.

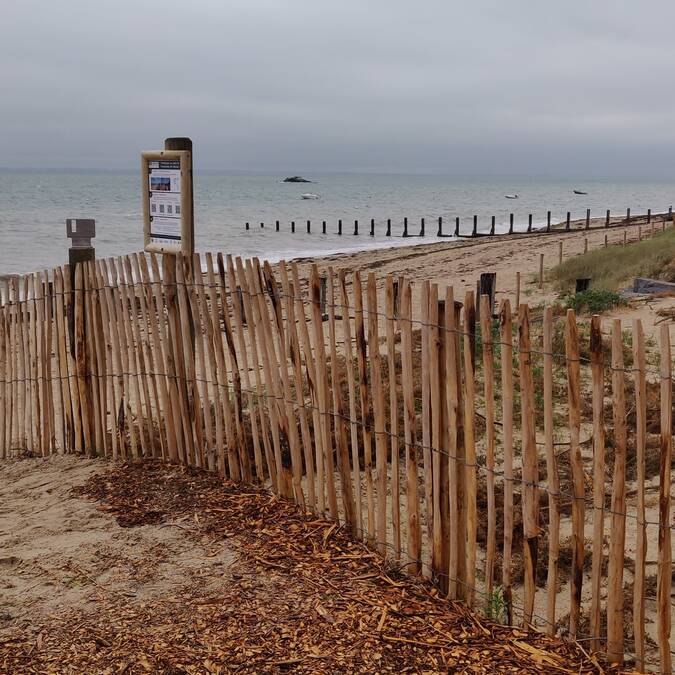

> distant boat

[
  {"left": 301, "top": 193, "right": 320, "bottom": 200},
  {"left": 573, "top": 189, "right": 588, "bottom": 195},
  {"left": 505, "top": 194, "right": 519, "bottom": 199}
]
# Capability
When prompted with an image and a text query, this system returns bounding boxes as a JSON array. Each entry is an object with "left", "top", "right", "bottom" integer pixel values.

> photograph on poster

[{"left": 150, "top": 175, "right": 171, "bottom": 192}]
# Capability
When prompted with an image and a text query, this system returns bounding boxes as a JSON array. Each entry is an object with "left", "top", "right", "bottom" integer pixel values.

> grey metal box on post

[{"left": 66, "top": 218, "right": 96, "bottom": 286}]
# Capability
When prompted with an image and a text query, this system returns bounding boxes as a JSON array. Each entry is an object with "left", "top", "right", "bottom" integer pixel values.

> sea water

[{"left": 0, "top": 170, "right": 673, "bottom": 275}]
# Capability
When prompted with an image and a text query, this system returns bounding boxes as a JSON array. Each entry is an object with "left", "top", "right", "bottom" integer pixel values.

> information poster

[{"left": 148, "top": 159, "right": 182, "bottom": 246}]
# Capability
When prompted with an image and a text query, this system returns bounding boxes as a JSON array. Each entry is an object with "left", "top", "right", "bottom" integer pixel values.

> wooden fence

[{"left": 0, "top": 252, "right": 673, "bottom": 672}]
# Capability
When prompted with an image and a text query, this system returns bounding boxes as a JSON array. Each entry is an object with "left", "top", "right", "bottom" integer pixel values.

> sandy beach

[{"left": 293, "top": 215, "right": 675, "bottom": 346}]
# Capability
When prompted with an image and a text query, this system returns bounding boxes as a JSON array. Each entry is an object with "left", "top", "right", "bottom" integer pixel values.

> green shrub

[{"left": 565, "top": 288, "right": 627, "bottom": 315}]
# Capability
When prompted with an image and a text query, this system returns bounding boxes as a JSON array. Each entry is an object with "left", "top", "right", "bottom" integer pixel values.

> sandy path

[
  {"left": 0, "top": 458, "right": 606, "bottom": 673},
  {"left": 0, "top": 456, "right": 237, "bottom": 634}
]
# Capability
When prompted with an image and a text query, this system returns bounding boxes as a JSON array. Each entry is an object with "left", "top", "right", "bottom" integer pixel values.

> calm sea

[{"left": 0, "top": 170, "right": 673, "bottom": 275}]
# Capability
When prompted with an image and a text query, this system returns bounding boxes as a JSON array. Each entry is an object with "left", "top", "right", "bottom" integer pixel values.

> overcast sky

[{"left": 2, "top": 0, "right": 675, "bottom": 176}]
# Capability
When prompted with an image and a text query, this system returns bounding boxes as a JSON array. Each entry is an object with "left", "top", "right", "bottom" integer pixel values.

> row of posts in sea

[{"left": 244, "top": 205, "right": 673, "bottom": 237}]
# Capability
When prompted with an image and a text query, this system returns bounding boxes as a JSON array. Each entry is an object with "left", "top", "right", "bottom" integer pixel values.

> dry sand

[
  {"left": 0, "top": 456, "right": 238, "bottom": 633},
  {"left": 293, "top": 222, "right": 675, "bottom": 347}
]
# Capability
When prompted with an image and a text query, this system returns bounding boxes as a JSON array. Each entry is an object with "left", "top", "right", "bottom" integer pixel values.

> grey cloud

[{"left": 1, "top": 0, "right": 675, "bottom": 175}]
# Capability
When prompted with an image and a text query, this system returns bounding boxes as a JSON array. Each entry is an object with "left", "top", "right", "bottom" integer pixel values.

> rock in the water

[{"left": 283, "top": 176, "right": 312, "bottom": 183}]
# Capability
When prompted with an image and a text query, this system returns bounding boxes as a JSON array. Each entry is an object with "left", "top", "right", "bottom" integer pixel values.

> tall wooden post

[{"left": 163, "top": 137, "right": 194, "bottom": 255}]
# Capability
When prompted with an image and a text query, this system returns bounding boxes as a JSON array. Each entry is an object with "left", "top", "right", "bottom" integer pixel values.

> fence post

[
  {"left": 632, "top": 319, "right": 647, "bottom": 666},
  {"left": 386, "top": 218, "right": 391, "bottom": 236},
  {"left": 477, "top": 273, "right": 496, "bottom": 316},
  {"left": 527, "top": 213, "right": 532, "bottom": 232},
  {"left": 518, "top": 304, "right": 539, "bottom": 627},
  {"left": 480, "top": 295, "right": 496, "bottom": 601},
  {"left": 509, "top": 213, "right": 514, "bottom": 234},
  {"left": 547, "top": 210, "right": 551, "bottom": 232},
  {"left": 403, "top": 217, "right": 408, "bottom": 237},
  {"left": 472, "top": 215, "right": 477, "bottom": 237},
  {"left": 607, "top": 319, "right": 627, "bottom": 666},
  {"left": 566, "top": 211, "right": 571, "bottom": 231},
  {"left": 66, "top": 219, "right": 96, "bottom": 356},
  {"left": 538, "top": 253, "right": 544, "bottom": 289},
  {"left": 565, "top": 310, "right": 584, "bottom": 637},
  {"left": 606, "top": 209, "right": 610, "bottom": 227},
  {"left": 499, "top": 300, "right": 514, "bottom": 623},
  {"left": 338, "top": 219, "right": 342, "bottom": 235},
  {"left": 370, "top": 218, "right": 375, "bottom": 236},
  {"left": 515, "top": 271, "right": 521, "bottom": 308},
  {"left": 490, "top": 215, "right": 496, "bottom": 235},
  {"left": 454, "top": 217, "right": 460, "bottom": 237},
  {"left": 437, "top": 216, "right": 443, "bottom": 236},
  {"left": 543, "top": 307, "right": 559, "bottom": 635},
  {"left": 558, "top": 240, "right": 563, "bottom": 265},
  {"left": 419, "top": 217, "right": 425, "bottom": 236},
  {"left": 353, "top": 219, "right": 358, "bottom": 235},
  {"left": 657, "top": 324, "right": 672, "bottom": 674}
]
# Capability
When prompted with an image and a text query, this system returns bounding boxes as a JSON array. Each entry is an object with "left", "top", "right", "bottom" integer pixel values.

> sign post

[{"left": 142, "top": 137, "right": 194, "bottom": 256}]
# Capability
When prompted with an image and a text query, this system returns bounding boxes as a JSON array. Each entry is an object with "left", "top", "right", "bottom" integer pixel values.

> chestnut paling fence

[{"left": 0, "top": 252, "right": 673, "bottom": 672}]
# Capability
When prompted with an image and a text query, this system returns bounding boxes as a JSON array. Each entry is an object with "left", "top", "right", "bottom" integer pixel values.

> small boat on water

[
  {"left": 573, "top": 189, "right": 588, "bottom": 195},
  {"left": 505, "top": 194, "right": 519, "bottom": 199},
  {"left": 301, "top": 193, "right": 320, "bottom": 200}
]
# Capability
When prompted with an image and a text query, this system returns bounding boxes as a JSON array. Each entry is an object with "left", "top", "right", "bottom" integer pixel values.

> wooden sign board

[{"left": 141, "top": 149, "right": 193, "bottom": 254}]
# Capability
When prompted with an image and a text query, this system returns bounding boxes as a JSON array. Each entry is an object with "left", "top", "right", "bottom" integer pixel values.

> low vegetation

[
  {"left": 564, "top": 288, "right": 627, "bottom": 315},
  {"left": 550, "top": 226, "right": 675, "bottom": 291}
]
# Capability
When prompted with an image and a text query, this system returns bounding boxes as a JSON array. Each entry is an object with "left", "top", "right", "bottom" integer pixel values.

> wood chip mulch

[{"left": 0, "top": 461, "right": 618, "bottom": 673}]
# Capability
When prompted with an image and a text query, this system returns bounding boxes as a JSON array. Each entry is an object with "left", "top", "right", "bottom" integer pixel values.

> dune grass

[{"left": 550, "top": 225, "right": 675, "bottom": 292}]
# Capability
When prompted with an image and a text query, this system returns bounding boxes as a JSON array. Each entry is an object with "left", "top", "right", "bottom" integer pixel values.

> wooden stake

[
  {"left": 99, "top": 260, "right": 128, "bottom": 458},
  {"left": 385, "top": 276, "right": 401, "bottom": 559},
  {"left": 186, "top": 254, "right": 213, "bottom": 468},
  {"left": 607, "top": 319, "right": 627, "bottom": 666},
  {"left": 308, "top": 264, "right": 338, "bottom": 515},
  {"left": 281, "top": 261, "right": 316, "bottom": 509},
  {"left": 353, "top": 271, "right": 374, "bottom": 543},
  {"left": 542, "top": 306, "right": 559, "bottom": 634},
  {"left": 518, "top": 303, "right": 538, "bottom": 627},
  {"left": 337, "top": 269, "right": 361, "bottom": 531},
  {"left": 446, "top": 286, "right": 460, "bottom": 599},
  {"left": 74, "top": 265, "right": 92, "bottom": 454},
  {"left": 589, "top": 315, "right": 605, "bottom": 651},
  {"left": 219, "top": 254, "right": 250, "bottom": 479},
  {"left": 538, "top": 253, "right": 544, "bottom": 289},
  {"left": 367, "top": 272, "right": 388, "bottom": 554},
  {"left": 326, "top": 267, "right": 355, "bottom": 528},
  {"left": 227, "top": 255, "right": 268, "bottom": 484},
  {"left": 429, "top": 284, "right": 442, "bottom": 581},
  {"left": 515, "top": 272, "right": 521, "bottom": 312},
  {"left": 291, "top": 262, "right": 325, "bottom": 512},
  {"left": 421, "top": 280, "right": 433, "bottom": 574},
  {"left": 565, "top": 309, "right": 584, "bottom": 637},
  {"left": 255, "top": 259, "right": 303, "bottom": 504},
  {"left": 480, "top": 295, "right": 496, "bottom": 599},
  {"left": 499, "top": 299, "right": 514, "bottom": 623},
  {"left": 632, "top": 318, "right": 647, "bottom": 670},
  {"left": 401, "top": 278, "right": 421, "bottom": 571},
  {"left": 134, "top": 254, "right": 173, "bottom": 462},
  {"left": 656, "top": 323, "right": 672, "bottom": 674},
  {"left": 462, "top": 291, "right": 477, "bottom": 606}
]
